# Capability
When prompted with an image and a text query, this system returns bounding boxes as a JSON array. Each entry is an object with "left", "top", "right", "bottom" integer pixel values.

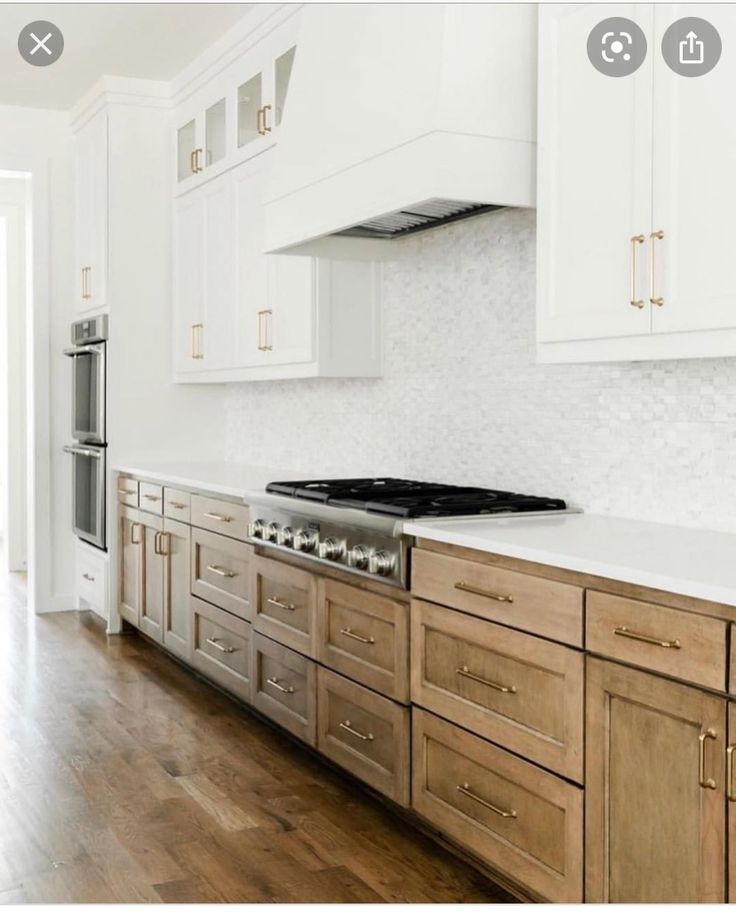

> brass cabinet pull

[
  {"left": 169, "top": 501, "right": 187, "bottom": 510},
  {"left": 191, "top": 323, "right": 204, "bottom": 360},
  {"left": 262, "top": 104, "right": 272, "bottom": 133},
  {"left": 630, "top": 234, "right": 645, "bottom": 308},
  {"left": 85, "top": 267, "right": 92, "bottom": 299},
  {"left": 454, "top": 581, "right": 513, "bottom": 603},
  {"left": 649, "top": 229, "right": 665, "bottom": 306},
  {"left": 257, "top": 310, "right": 273, "bottom": 351},
  {"left": 456, "top": 665, "right": 516, "bottom": 694},
  {"left": 339, "top": 720, "right": 374, "bottom": 742},
  {"left": 340, "top": 626, "right": 375, "bottom": 645},
  {"left": 190, "top": 149, "right": 197, "bottom": 174},
  {"left": 82, "top": 573, "right": 95, "bottom": 582},
  {"left": 206, "top": 636, "right": 235, "bottom": 654},
  {"left": 256, "top": 106, "right": 265, "bottom": 136},
  {"left": 118, "top": 488, "right": 135, "bottom": 496},
  {"left": 80, "top": 268, "right": 85, "bottom": 300},
  {"left": 727, "top": 745, "right": 736, "bottom": 802},
  {"left": 206, "top": 564, "right": 236, "bottom": 579},
  {"left": 143, "top": 494, "right": 161, "bottom": 502},
  {"left": 267, "top": 596, "right": 295, "bottom": 611},
  {"left": 154, "top": 531, "right": 165, "bottom": 556},
  {"left": 698, "top": 729, "right": 718, "bottom": 790},
  {"left": 456, "top": 783, "right": 517, "bottom": 819},
  {"left": 266, "top": 676, "right": 294, "bottom": 694},
  {"left": 613, "top": 625, "right": 681, "bottom": 649},
  {"left": 131, "top": 522, "right": 142, "bottom": 545},
  {"left": 159, "top": 532, "right": 170, "bottom": 557},
  {"left": 203, "top": 511, "right": 233, "bottom": 523}
]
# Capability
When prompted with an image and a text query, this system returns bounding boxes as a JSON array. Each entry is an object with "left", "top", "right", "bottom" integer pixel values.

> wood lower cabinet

[
  {"left": 119, "top": 506, "right": 142, "bottom": 625},
  {"left": 585, "top": 657, "right": 726, "bottom": 903},
  {"left": 162, "top": 518, "right": 191, "bottom": 660},
  {"left": 139, "top": 514, "right": 165, "bottom": 642},
  {"left": 729, "top": 703, "right": 736, "bottom": 902},
  {"left": 191, "top": 596, "right": 252, "bottom": 702},
  {"left": 253, "top": 556, "right": 318, "bottom": 657},
  {"left": 191, "top": 527, "right": 252, "bottom": 620},
  {"left": 412, "top": 708, "right": 584, "bottom": 903},
  {"left": 252, "top": 632, "right": 317, "bottom": 745}
]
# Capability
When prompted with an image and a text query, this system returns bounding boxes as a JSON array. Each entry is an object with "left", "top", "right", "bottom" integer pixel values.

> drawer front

[
  {"left": 164, "top": 487, "right": 191, "bottom": 523},
  {"left": 117, "top": 476, "right": 139, "bottom": 508},
  {"left": 412, "top": 709, "right": 583, "bottom": 903},
  {"left": 190, "top": 596, "right": 251, "bottom": 702},
  {"left": 318, "top": 579, "right": 409, "bottom": 701},
  {"left": 731, "top": 624, "right": 736, "bottom": 696},
  {"left": 191, "top": 528, "right": 252, "bottom": 620},
  {"left": 412, "top": 548, "right": 583, "bottom": 647},
  {"left": 77, "top": 546, "right": 107, "bottom": 612},
  {"left": 586, "top": 591, "right": 727, "bottom": 692},
  {"left": 317, "top": 668, "right": 410, "bottom": 805},
  {"left": 251, "top": 633, "right": 316, "bottom": 745},
  {"left": 191, "top": 494, "right": 249, "bottom": 540},
  {"left": 139, "top": 482, "right": 164, "bottom": 514},
  {"left": 412, "top": 600, "right": 584, "bottom": 782},
  {"left": 253, "top": 556, "right": 318, "bottom": 658}
]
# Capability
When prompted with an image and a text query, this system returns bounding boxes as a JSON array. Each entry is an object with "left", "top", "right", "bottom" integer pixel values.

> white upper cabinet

[
  {"left": 74, "top": 108, "right": 108, "bottom": 313},
  {"left": 538, "top": 3, "right": 736, "bottom": 362}
]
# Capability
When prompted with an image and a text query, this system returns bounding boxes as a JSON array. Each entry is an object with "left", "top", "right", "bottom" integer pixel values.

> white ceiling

[{"left": 0, "top": 3, "right": 255, "bottom": 109}]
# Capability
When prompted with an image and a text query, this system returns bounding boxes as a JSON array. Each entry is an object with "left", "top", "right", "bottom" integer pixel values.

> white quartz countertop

[
  {"left": 112, "top": 459, "right": 314, "bottom": 502},
  {"left": 405, "top": 513, "right": 736, "bottom": 608}
]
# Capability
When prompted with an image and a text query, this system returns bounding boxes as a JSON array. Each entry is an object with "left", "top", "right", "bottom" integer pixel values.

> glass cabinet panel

[
  {"left": 274, "top": 46, "right": 296, "bottom": 127},
  {"left": 205, "top": 98, "right": 227, "bottom": 167},
  {"left": 238, "top": 74, "right": 263, "bottom": 148},
  {"left": 177, "top": 119, "right": 196, "bottom": 181}
]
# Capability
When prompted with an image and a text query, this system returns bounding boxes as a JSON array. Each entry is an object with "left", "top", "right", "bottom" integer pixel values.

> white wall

[{"left": 223, "top": 207, "right": 736, "bottom": 533}]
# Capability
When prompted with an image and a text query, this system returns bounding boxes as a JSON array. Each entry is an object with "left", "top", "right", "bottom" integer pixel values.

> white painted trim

[
  {"left": 70, "top": 76, "right": 172, "bottom": 130},
  {"left": 537, "top": 327, "right": 736, "bottom": 364}
]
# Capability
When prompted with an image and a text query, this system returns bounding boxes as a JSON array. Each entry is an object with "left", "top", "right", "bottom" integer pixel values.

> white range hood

[{"left": 264, "top": 3, "right": 537, "bottom": 256}]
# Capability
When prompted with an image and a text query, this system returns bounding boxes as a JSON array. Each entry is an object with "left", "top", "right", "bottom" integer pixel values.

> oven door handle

[
  {"left": 63, "top": 445, "right": 103, "bottom": 459},
  {"left": 63, "top": 344, "right": 104, "bottom": 357}
]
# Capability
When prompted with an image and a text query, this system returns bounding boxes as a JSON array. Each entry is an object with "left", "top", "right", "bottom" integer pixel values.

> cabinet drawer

[
  {"left": 76, "top": 545, "right": 107, "bottom": 613},
  {"left": 318, "top": 579, "right": 409, "bottom": 701},
  {"left": 164, "top": 487, "right": 191, "bottom": 523},
  {"left": 117, "top": 476, "right": 139, "bottom": 508},
  {"left": 190, "top": 596, "right": 251, "bottom": 702},
  {"left": 586, "top": 591, "right": 727, "bottom": 692},
  {"left": 317, "top": 668, "right": 410, "bottom": 805},
  {"left": 191, "top": 494, "right": 249, "bottom": 540},
  {"left": 191, "top": 528, "right": 252, "bottom": 620},
  {"left": 412, "top": 548, "right": 583, "bottom": 647},
  {"left": 253, "top": 556, "right": 318, "bottom": 658},
  {"left": 251, "top": 633, "right": 316, "bottom": 745},
  {"left": 412, "top": 709, "right": 583, "bottom": 903},
  {"left": 412, "top": 600, "right": 583, "bottom": 782},
  {"left": 139, "top": 482, "right": 164, "bottom": 514}
]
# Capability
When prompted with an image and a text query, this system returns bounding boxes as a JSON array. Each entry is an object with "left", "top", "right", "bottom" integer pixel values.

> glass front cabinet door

[{"left": 235, "top": 41, "right": 297, "bottom": 161}]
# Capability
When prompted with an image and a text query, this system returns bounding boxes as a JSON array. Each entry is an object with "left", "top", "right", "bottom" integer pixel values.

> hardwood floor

[{"left": 0, "top": 572, "right": 514, "bottom": 904}]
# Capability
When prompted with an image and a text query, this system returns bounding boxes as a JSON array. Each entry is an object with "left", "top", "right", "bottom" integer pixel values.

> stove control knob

[
  {"left": 294, "top": 529, "right": 317, "bottom": 552},
  {"left": 276, "top": 525, "right": 294, "bottom": 547},
  {"left": 248, "top": 519, "right": 266, "bottom": 539},
  {"left": 318, "top": 537, "right": 344, "bottom": 561},
  {"left": 264, "top": 521, "right": 280, "bottom": 542},
  {"left": 347, "top": 544, "right": 370, "bottom": 570},
  {"left": 368, "top": 550, "right": 395, "bottom": 577}
]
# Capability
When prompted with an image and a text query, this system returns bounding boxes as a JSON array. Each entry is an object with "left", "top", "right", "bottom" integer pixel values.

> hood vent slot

[{"left": 333, "top": 199, "right": 503, "bottom": 240}]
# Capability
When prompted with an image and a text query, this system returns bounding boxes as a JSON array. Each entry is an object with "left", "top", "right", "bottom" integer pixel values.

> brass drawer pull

[
  {"left": 267, "top": 596, "right": 295, "bottom": 611},
  {"left": 456, "top": 783, "right": 517, "bottom": 819},
  {"left": 266, "top": 676, "right": 294, "bottom": 694},
  {"left": 203, "top": 511, "right": 233, "bottom": 523},
  {"left": 143, "top": 494, "right": 161, "bottom": 502},
  {"left": 339, "top": 626, "right": 375, "bottom": 645},
  {"left": 613, "top": 625, "right": 681, "bottom": 649},
  {"left": 339, "top": 720, "right": 374, "bottom": 742},
  {"left": 206, "top": 636, "right": 235, "bottom": 654},
  {"left": 131, "top": 522, "right": 142, "bottom": 545},
  {"left": 649, "top": 229, "right": 665, "bottom": 306},
  {"left": 206, "top": 564, "right": 236, "bottom": 579},
  {"left": 456, "top": 665, "right": 516, "bottom": 694},
  {"left": 454, "top": 581, "right": 513, "bottom": 603},
  {"left": 727, "top": 745, "right": 736, "bottom": 802},
  {"left": 262, "top": 103, "right": 272, "bottom": 133},
  {"left": 699, "top": 729, "right": 718, "bottom": 790},
  {"left": 630, "top": 234, "right": 645, "bottom": 308},
  {"left": 169, "top": 501, "right": 187, "bottom": 510},
  {"left": 82, "top": 573, "right": 95, "bottom": 582},
  {"left": 118, "top": 488, "right": 136, "bottom": 496}
]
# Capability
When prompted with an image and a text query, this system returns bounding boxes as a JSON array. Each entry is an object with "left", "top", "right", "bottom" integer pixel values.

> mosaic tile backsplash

[{"left": 224, "top": 207, "right": 736, "bottom": 532}]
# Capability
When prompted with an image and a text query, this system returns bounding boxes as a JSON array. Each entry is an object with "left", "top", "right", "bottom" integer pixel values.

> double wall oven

[{"left": 64, "top": 316, "right": 108, "bottom": 550}]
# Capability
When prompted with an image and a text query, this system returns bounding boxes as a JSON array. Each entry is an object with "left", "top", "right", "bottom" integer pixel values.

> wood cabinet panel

[
  {"left": 119, "top": 506, "right": 141, "bottom": 625},
  {"left": 253, "top": 556, "right": 318, "bottom": 658},
  {"left": 162, "top": 518, "right": 191, "bottom": 661},
  {"left": 317, "top": 667, "right": 410, "bottom": 806},
  {"left": 412, "top": 547, "right": 583, "bottom": 646},
  {"left": 190, "top": 596, "right": 252, "bottom": 702},
  {"left": 585, "top": 657, "right": 726, "bottom": 903},
  {"left": 116, "top": 476, "right": 139, "bottom": 508},
  {"left": 586, "top": 590, "right": 727, "bottom": 691},
  {"left": 729, "top": 702, "right": 736, "bottom": 902},
  {"left": 164, "top": 487, "right": 191, "bottom": 524},
  {"left": 251, "top": 632, "right": 316, "bottom": 745},
  {"left": 190, "top": 494, "right": 249, "bottom": 540},
  {"left": 411, "top": 599, "right": 584, "bottom": 782},
  {"left": 318, "top": 578, "right": 409, "bottom": 701},
  {"left": 139, "top": 482, "right": 164, "bottom": 514},
  {"left": 139, "top": 515, "right": 165, "bottom": 643},
  {"left": 412, "top": 709, "right": 584, "bottom": 903},
  {"left": 191, "top": 527, "right": 252, "bottom": 620}
]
